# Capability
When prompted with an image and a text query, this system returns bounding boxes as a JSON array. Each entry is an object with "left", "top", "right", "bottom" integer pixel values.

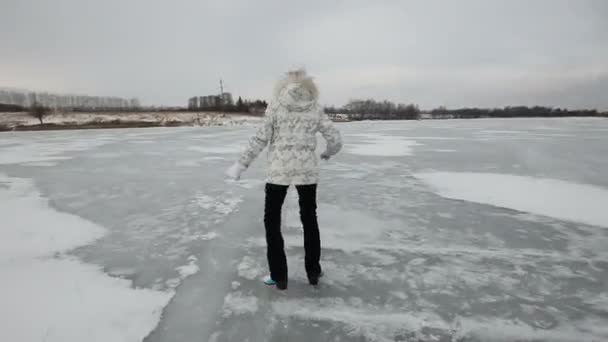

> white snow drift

[
  {"left": 416, "top": 172, "right": 608, "bottom": 228},
  {"left": 0, "top": 175, "right": 172, "bottom": 342}
]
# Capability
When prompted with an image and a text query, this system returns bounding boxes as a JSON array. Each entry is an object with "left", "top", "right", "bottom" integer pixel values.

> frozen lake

[{"left": 1, "top": 118, "right": 607, "bottom": 342}]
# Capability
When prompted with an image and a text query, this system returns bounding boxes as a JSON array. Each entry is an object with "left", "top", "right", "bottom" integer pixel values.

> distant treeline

[
  {"left": 323, "top": 99, "right": 606, "bottom": 120},
  {"left": 325, "top": 99, "right": 421, "bottom": 120},
  {"left": 2, "top": 99, "right": 606, "bottom": 120},
  {"left": 428, "top": 106, "right": 603, "bottom": 119}
]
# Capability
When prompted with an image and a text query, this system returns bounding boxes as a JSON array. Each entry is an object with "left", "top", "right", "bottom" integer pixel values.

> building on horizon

[{"left": 188, "top": 92, "right": 233, "bottom": 110}]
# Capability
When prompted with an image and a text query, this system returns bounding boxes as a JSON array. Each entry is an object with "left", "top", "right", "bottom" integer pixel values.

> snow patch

[
  {"left": 0, "top": 176, "right": 105, "bottom": 260},
  {"left": 416, "top": 172, "right": 608, "bottom": 228},
  {"left": 175, "top": 255, "right": 200, "bottom": 278},
  {"left": 0, "top": 174, "right": 171, "bottom": 342}
]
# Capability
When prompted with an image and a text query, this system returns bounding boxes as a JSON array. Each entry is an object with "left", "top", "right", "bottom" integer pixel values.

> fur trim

[{"left": 273, "top": 68, "right": 319, "bottom": 102}]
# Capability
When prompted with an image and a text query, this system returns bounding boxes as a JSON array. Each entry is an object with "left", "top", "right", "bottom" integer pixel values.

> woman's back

[{"left": 232, "top": 69, "right": 342, "bottom": 185}]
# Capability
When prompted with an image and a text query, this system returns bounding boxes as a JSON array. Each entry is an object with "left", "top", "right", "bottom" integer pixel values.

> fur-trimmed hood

[{"left": 273, "top": 69, "right": 319, "bottom": 112}]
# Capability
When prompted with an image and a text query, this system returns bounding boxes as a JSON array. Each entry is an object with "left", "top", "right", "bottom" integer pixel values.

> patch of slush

[
  {"left": 455, "top": 316, "right": 607, "bottom": 342},
  {"left": 222, "top": 291, "right": 259, "bottom": 318},
  {"left": 347, "top": 135, "right": 421, "bottom": 156},
  {"left": 215, "top": 197, "right": 243, "bottom": 215},
  {"left": 176, "top": 255, "right": 200, "bottom": 278},
  {"left": 0, "top": 174, "right": 172, "bottom": 342},
  {"left": 190, "top": 231, "right": 219, "bottom": 241},
  {"left": 271, "top": 297, "right": 606, "bottom": 342},
  {"left": 416, "top": 172, "right": 608, "bottom": 228},
  {"left": 195, "top": 193, "right": 243, "bottom": 217},
  {"left": 271, "top": 297, "right": 448, "bottom": 342},
  {"left": 237, "top": 256, "right": 263, "bottom": 280}
]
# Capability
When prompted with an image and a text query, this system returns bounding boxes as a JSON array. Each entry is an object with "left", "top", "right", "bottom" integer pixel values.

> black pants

[{"left": 264, "top": 183, "right": 322, "bottom": 282}]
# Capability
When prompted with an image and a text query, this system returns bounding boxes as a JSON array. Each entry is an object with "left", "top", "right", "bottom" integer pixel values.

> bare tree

[{"left": 29, "top": 102, "right": 49, "bottom": 124}]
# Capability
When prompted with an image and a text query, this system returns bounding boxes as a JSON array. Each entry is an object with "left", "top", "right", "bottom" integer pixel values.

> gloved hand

[
  {"left": 225, "top": 162, "right": 245, "bottom": 180},
  {"left": 320, "top": 152, "right": 331, "bottom": 161}
]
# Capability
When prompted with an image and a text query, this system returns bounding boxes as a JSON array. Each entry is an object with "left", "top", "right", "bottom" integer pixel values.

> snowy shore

[{"left": 0, "top": 111, "right": 262, "bottom": 131}]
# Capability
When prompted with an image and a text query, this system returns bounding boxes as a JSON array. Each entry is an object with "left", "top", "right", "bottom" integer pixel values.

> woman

[{"left": 225, "top": 69, "right": 342, "bottom": 290}]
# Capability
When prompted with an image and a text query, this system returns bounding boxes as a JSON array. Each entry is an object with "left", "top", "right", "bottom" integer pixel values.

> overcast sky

[{"left": 1, "top": 0, "right": 607, "bottom": 109}]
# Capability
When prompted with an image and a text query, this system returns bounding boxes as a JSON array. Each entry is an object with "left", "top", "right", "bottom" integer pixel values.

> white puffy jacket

[{"left": 237, "top": 74, "right": 342, "bottom": 185}]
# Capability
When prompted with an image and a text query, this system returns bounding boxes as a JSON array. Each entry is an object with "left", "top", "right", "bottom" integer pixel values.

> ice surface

[
  {"left": 188, "top": 145, "right": 243, "bottom": 154},
  {"left": 0, "top": 136, "right": 111, "bottom": 165},
  {"left": 346, "top": 134, "right": 422, "bottom": 156},
  {"left": 429, "top": 149, "right": 457, "bottom": 153},
  {"left": 1, "top": 119, "right": 607, "bottom": 342}
]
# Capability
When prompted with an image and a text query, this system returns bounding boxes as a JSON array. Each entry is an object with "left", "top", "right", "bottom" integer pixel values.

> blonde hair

[{"left": 273, "top": 68, "right": 319, "bottom": 101}]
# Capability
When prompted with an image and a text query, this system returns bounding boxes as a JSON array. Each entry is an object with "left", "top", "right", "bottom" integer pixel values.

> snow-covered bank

[
  {"left": 0, "top": 175, "right": 172, "bottom": 342},
  {"left": 415, "top": 172, "right": 608, "bottom": 228},
  {"left": 0, "top": 111, "right": 261, "bottom": 131}
]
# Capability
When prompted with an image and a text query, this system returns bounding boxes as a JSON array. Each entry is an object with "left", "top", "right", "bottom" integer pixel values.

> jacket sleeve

[
  {"left": 238, "top": 108, "right": 275, "bottom": 168},
  {"left": 318, "top": 111, "right": 343, "bottom": 157}
]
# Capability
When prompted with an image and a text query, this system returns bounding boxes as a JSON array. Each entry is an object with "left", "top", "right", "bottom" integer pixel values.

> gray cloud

[{"left": 1, "top": 0, "right": 607, "bottom": 109}]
